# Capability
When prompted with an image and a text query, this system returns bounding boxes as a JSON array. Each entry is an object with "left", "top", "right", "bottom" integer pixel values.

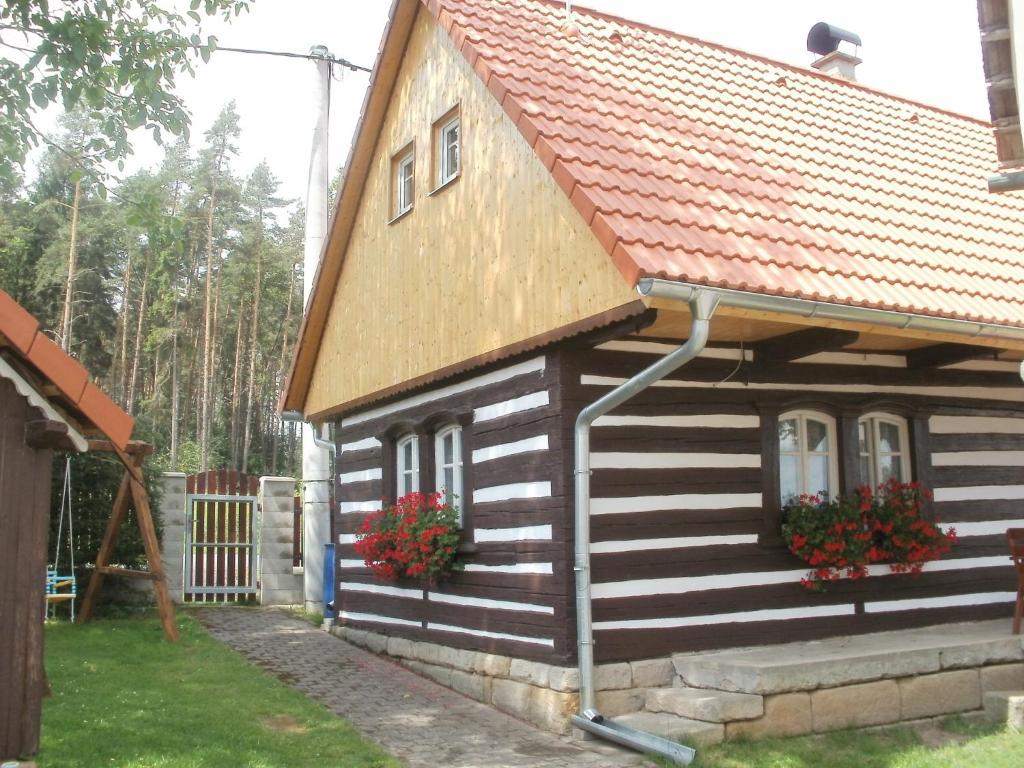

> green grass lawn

[
  {"left": 688, "top": 716, "right": 1023, "bottom": 768},
  {"left": 40, "top": 614, "right": 398, "bottom": 768}
]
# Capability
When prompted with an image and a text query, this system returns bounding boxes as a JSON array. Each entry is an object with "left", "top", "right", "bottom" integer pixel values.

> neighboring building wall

[
  {"left": 258, "top": 477, "right": 303, "bottom": 607},
  {"left": 567, "top": 338, "right": 1024, "bottom": 662},
  {"left": 333, "top": 353, "right": 574, "bottom": 663},
  {"left": 0, "top": 380, "right": 52, "bottom": 760}
]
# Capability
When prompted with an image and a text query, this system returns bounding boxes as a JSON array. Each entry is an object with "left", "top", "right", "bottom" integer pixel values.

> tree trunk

[
  {"left": 271, "top": 260, "right": 297, "bottom": 475},
  {"left": 126, "top": 252, "right": 151, "bottom": 415},
  {"left": 200, "top": 185, "right": 217, "bottom": 471},
  {"left": 229, "top": 309, "right": 245, "bottom": 468},
  {"left": 241, "top": 235, "right": 264, "bottom": 473},
  {"left": 59, "top": 179, "right": 81, "bottom": 352},
  {"left": 170, "top": 296, "right": 180, "bottom": 469}
]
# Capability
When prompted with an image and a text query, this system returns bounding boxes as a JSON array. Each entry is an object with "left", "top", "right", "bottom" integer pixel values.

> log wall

[{"left": 568, "top": 339, "right": 1024, "bottom": 662}]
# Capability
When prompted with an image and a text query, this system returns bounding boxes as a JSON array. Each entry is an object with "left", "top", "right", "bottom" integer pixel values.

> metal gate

[{"left": 183, "top": 470, "right": 260, "bottom": 603}]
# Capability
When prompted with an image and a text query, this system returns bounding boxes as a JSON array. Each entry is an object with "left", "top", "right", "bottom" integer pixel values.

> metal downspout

[{"left": 571, "top": 290, "right": 719, "bottom": 765}]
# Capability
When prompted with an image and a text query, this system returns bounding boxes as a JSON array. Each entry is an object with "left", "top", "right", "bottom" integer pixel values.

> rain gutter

[
  {"left": 571, "top": 289, "right": 719, "bottom": 765},
  {"left": 636, "top": 278, "right": 1024, "bottom": 344}
]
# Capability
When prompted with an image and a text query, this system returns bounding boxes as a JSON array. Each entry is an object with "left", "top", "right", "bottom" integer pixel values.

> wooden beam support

[
  {"left": 94, "top": 566, "right": 158, "bottom": 580},
  {"left": 24, "top": 419, "right": 77, "bottom": 451},
  {"left": 87, "top": 438, "right": 154, "bottom": 456},
  {"left": 752, "top": 327, "right": 860, "bottom": 366},
  {"left": 905, "top": 342, "right": 1000, "bottom": 370}
]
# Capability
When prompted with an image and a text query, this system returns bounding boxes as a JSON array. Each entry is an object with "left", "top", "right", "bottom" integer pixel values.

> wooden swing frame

[{"left": 76, "top": 438, "right": 179, "bottom": 641}]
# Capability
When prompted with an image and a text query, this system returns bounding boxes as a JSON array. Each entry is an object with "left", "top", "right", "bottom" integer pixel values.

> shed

[{"left": 0, "top": 289, "right": 133, "bottom": 760}]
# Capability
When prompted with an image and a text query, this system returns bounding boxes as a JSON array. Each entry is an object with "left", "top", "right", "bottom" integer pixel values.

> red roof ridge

[{"left": 516, "top": 0, "right": 993, "bottom": 128}]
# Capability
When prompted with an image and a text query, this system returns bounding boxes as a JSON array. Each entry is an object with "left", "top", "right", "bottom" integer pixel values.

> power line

[{"left": 192, "top": 44, "right": 372, "bottom": 73}]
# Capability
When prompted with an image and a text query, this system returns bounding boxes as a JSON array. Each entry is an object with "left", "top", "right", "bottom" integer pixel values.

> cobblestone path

[{"left": 197, "top": 608, "right": 656, "bottom": 768}]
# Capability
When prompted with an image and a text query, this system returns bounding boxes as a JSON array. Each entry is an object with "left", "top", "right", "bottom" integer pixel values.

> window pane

[
  {"left": 858, "top": 421, "right": 868, "bottom": 453},
  {"left": 779, "top": 419, "right": 799, "bottom": 452},
  {"left": 878, "top": 421, "right": 901, "bottom": 454},
  {"left": 443, "top": 432, "right": 454, "bottom": 465},
  {"left": 808, "top": 453, "right": 830, "bottom": 496},
  {"left": 443, "top": 466, "right": 454, "bottom": 496},
  {"left": 860, "top": 454, "right": 873, "bottom": 487},
  {"left": 779, "top": 453, "right": 800, "bottom": 503},
  {"left": 807, "top": 419, "right": 829, "bottom": 453},
  {"left": 879, "top": 453, "right": 903, "bottom": 482},
  {"left": 402, "top": 439, "right": 413, "bottom": 469}
]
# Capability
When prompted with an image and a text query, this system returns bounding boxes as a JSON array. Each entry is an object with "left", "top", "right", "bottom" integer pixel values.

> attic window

[
  {"left": 391, "top": 144, "right": 415, "bottom": 220},
  {"left": 432, "top": 106, "right": 461, "bottom": 191}
]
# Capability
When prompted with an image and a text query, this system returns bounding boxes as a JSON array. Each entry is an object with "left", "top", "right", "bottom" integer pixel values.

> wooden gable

[{"left": 299, "top": 5, "right": 637, "bottom": 419}]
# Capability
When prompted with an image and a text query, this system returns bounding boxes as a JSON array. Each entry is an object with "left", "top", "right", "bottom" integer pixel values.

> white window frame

[
  {"left": 395, "top": 151, "right": 414, "bottom": 216},
  {"left": 396, "top": 433, "right": 419, "bottom": 497},
  {"left": 858, "top": 412, "right": 911, "bottom": 488},
  {"left": 778, "top": 410, "right": 839, "bottom": 503},
  {"left": 434, "top": 425, "right": 464, "bottom": 523},
  {"left": 438, "top": 115, "right": 460, "bottom": 186}
]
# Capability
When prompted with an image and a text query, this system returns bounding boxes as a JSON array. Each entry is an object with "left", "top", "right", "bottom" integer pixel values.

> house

[
  {"left": 0, "top": 289, "right": 133, "bottom": 760},
  {"left": 282, "top": 0, "right": 1024, "bottom": 743}
]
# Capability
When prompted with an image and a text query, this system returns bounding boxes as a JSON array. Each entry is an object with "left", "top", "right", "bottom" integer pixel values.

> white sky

[{"left": 118, "top": 0, "right": 991, "bottom": 204}]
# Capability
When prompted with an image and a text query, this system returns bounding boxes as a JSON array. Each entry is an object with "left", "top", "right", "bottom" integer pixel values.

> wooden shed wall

[
  {"left": 567, "top": 338, "right": 1024, "bottom": 662},
  {"left": 0, "top": 379, "right": 53, "bottom": 759},
  {"left": 303, "top": 6, "right": 635, "bottom": 418},
  {"left": 333, "top": 353, "right": 575, "bottom": 663}
]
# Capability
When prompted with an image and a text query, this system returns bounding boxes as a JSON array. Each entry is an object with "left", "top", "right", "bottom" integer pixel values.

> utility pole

[{"left": 302, "top": 45, "right": 333, "bottom": 613}]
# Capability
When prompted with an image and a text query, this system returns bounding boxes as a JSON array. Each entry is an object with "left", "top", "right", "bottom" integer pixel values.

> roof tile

[
  {"left": 27, "top": 332, "right": 89, "bottom": 403},
  {"left": 0, "top": 290, "right": 40, "bottom": 355},
  {"left": 438, "top": 0, "right": 1024, "bottom": 329}
]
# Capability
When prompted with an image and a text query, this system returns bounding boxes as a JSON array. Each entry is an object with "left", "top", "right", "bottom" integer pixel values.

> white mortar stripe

[
  {"left": 592, "top": 556, "right": 1009, "bottom": 599},
  {"left": 942, "top": 520, "right": 1024, "bottom": 537},
  {"left": 339, "top": 581, "right": 422, "bottom": 599},
  {"left": 930, "top": 415, "right": 1024, "bottom": 434},
  {"left": 593, "top": 414, "right": 760, "bottom": 429},
  {"left": 473, "top": 390, "right": 549, "bottom": 423},
  {"left": 932, "top": 451, "right": 1024, "bottom": 467},
  {"left": 339, "top": 500, "right": 382, "bottom": 514},
  {"left": 591, "top": 452, "right": 761, "bottom": 469},
  {"left": 581, "top": 375, "right": 1024, "bottom": 403},
  {"left": 474, "top": 481, "right": 552, "bottom": 504},
  {"left": 943, "top": 360, "right": 1024, "bottom": 372},
  {"left": 594, "top": 604, "right": 855, "bottom": 630},
  {"left": 338, "top": 468, "right": 383, "bottom": 484},
  {"left": 428, "top": 622, "right": 554, "bottom": 648},
  {"left": 591, "top": 534, "right": 758, "bottom": 553},
  {"left": 472, "top": 434, "right": 549, "bottom": 464},
  {"left": 430, "top": 592, "right": 553, "bottom": 615},
  {"left": 338, "top": 534, "right": 358, "bottom": 544},
  {"left": 791, "top": 352, "right": 907, "bottom": 367},
  {"left": 474, "top": 525, "right": 552, "bottom": 543},
  {"left": 339, "top": 611, "right": 421, "bottom": 628},
  {"left": 934, "top": 485, "right": 1024, "bottom": 502},
  {"left": 464, "top": 562, "right": 554, "bottom": 574},
  {"left": 338, "top": 559, "right": 366, "bottom": 569},
  {"left": 592, "top": 493, "right": 762, "bottom": 515},
  {"left": 343, "top": 356, "right": 546, "bottom": 426},
  {"left": 340, "top": 436, "right": 381, "bottom": 453},
  {"left": 595, "top": 340, "right": 752, "bottom": 361},
  {"left": 864, "top": 592, "right": 1016, "bottom": 614}
]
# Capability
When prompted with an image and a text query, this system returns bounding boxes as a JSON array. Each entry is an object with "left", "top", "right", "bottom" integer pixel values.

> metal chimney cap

[{"left": 807, "top": 22, "right": 862, "bottom": 56}]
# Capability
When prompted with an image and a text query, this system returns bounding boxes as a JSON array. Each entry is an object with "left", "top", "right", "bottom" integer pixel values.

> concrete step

[
  {"left": 612, "top": 711, "right": 724, "bottom": 746},
  {"left": 672, "top": 621, "right": 1024, "bottom": 695},
  {"left": 646, "top": 686, "right": 763, "bottom": 723},
  {"left": 983, "top": 690, "right": 1024, "bottom": 729}
]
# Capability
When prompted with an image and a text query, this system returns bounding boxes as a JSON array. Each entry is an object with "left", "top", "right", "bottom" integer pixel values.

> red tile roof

[
  {"left": 429, "top": 0, "right": 1024, "bottom": 328},
  {"left": 0, "top": 289, "right": 133, "bottom": 449}
]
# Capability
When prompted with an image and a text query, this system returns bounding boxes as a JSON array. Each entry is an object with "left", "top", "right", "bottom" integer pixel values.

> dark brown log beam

[
  {"left": 87, "top": 439, "right": 154, "bottom": 456},
  {"left": 752, "top": 328, "right": 860, "bottom": 366},
  {"left": 24, "top": 419, "right": 76, "bottom": 451},
  {"left": 905, "top": 343, "right": 1000, "bottom": 370}
]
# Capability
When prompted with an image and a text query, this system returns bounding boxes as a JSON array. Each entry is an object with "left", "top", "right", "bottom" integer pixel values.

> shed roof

[
  {"left": 0, "top": 289, "right": 133, "bottom": 450},
  {"left": 284, "top": 0, "right": 1024, "bottom": 413}
]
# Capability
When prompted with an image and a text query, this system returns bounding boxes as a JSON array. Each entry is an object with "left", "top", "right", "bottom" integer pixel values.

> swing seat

[{"left": 45, "top": 567, "right": 77, "bottom": 613}]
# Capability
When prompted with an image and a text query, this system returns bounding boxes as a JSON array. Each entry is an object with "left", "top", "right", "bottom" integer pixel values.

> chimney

[{"left": 807, "top": 22, "right": 862, "bottom": 80}]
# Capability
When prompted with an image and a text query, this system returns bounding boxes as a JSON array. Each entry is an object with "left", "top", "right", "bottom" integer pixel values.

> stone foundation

[{"left": 331, "top": 621, "right": 1024, "bottom": 741}]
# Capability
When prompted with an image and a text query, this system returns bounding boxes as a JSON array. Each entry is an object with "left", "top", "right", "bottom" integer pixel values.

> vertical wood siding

[
  {"left": 568, "top": 340, "right": 1024, "bottom": 662},
  {"left": 0, "top": 381, "right": 52, "bottom": 759},
  {"left": 333, "top": 353, "right": 573, "bottom": 662}
]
